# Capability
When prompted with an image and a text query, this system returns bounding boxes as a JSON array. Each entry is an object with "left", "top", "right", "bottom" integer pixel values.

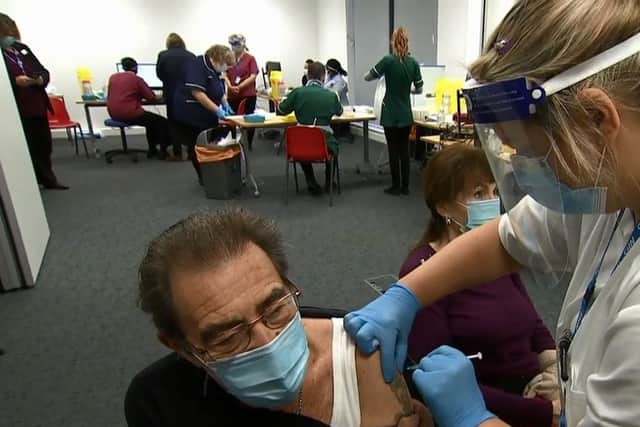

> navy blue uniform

[
  {"left": 156, "top": 47, "right": 196, "bottom": 120},
  {"left": 173, "top": 55, "right": 225, "bottom": 131},
  {"left": 172, "top": 55, "right": 228, "bottom": 181}
]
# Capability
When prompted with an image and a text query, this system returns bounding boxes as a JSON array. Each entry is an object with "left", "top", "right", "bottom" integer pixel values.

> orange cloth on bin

[{"left": 195, "top": 145, "right": 241, "bottom": 163}]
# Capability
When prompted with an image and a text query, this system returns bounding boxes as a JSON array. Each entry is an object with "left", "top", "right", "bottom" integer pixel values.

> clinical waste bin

[{"left": 196, "top": 145, "right": 242, "bottom": 200}]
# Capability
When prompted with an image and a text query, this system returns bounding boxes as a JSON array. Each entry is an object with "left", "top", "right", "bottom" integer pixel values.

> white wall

[
  {"left": 484, "top": 0, "right": 516, "bottom": 45},
  {"left": 316, "top": 0, "right": 348, "bottom": 67},
  {"left": 3, "top": 0, "right": 320, "bottom": 132},
  {"left": 436, "top": 0, "right": 483, "bottom": 80},
  {"left": 0, "top": 62, "right": 50, "bottom": 285}
]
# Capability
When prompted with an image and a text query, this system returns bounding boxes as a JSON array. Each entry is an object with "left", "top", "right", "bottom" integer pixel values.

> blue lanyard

[
  {"left": 559, "top": 210, "right": 640, "bottom": 427},
  {"left": 573, "top": 211, "right": 638, "bottom": 335},
  {"left": 3, "top": 49, "right": 25, "bottom": 74}
]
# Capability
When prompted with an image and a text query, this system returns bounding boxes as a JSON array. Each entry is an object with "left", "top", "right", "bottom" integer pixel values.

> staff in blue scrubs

[{"left": 173, "top": 44, "right": 235, "bottom": 183}]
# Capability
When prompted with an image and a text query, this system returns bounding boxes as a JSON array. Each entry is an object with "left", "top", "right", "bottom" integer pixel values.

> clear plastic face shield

[
  {"left": 463, "top": 33, "right": 640, "bottom": 214},
  {"left": 462, "top": 33, "right": 640, "bottom": 288}
]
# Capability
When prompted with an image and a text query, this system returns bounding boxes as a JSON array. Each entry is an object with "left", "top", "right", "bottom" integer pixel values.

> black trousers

[
  {"left": 21, "top": 116, "right": 58, "bottom": 186},
  {"left": 383, "top": 126, "right": 412, "bottom": 190},
  {"left": 300, "top": 161, "right": 331, "bottom": 188},
  {"left": 123, "top": 111, "right": 169, "bottom": 154},
  {"left": 167, "top": 119, "right": 185, "bottom": 157},
  {"left": 165, "top": 94, "right": 183, "bottom": 157},
  {"left": 229, "top": 95, "right": 257, "bottom": 146},
  {"left": 330, "top": 122, "right": 351, "bottom": 140}
]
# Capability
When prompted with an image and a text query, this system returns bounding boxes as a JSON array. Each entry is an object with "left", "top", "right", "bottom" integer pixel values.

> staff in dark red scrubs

[
  {"left": 1, "top": 13, "right": 67, "bottom": 190},
  {"left": 225, "top": 34, "right": 258, "bottom": 149}
]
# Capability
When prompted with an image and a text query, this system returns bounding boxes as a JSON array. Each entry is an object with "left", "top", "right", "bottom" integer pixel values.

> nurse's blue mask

[
  {"left": 196, "top": 313, "right": 309, "bottom": 409},
  {"left": 511, "top": 150, "right": 608, "bottom": 214},
  {"left": 1, "top": 35, "right": 16, "bottom": 48}
]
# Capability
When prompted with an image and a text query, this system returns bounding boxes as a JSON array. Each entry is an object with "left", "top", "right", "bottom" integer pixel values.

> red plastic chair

[
  {"left": 47, "top": 96, "right": 88, "bottom": 158},
  {"left": 284, "top": 126, "right": 340, "bottom": 207}
]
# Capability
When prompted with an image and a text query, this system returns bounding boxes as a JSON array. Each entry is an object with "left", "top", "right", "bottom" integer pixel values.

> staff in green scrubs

[
  {"left": 365, "top": 27, "right": 423, "bottom": 196},
  {"left": 277, "top": 61, "right": 343, "bottom": 196}
]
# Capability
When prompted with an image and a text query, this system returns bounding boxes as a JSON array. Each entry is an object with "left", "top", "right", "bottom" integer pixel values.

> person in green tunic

[
  {"left": 277, "top": 62, "right": 343, "bottom": 196},
  {"left": 365, "top": 27, "right": 423, "bottom": 196}
]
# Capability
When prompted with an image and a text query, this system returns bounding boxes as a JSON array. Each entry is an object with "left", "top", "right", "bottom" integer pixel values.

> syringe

[{"left": 406, "top": 352, "right": 483, "bottom": 371}]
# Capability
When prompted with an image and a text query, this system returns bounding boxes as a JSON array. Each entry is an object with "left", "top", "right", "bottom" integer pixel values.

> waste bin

[{"left": 196, "top": 145, "right": 242, "bottom": 199}]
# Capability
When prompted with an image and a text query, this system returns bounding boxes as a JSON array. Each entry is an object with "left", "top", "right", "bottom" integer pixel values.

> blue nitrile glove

[
  {"left": 215, "top": 107, "right": 227, "bottom": 120},
  {"left": 412, "top": 346, "right": 496, "bottom": 427},
  {"left": 344, "top": 282, "right": 421, "bottom": 383},
  {"left": 222, "top": 101, "right": 235, "bottom": 115}
]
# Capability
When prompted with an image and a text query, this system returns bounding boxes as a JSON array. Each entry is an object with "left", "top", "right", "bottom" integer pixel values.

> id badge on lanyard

[
  {"left": 4, "top": 50, "right": 25, "bottom": 74},
  {"left": 559, "top": 210, "right": 640, "bottom": 427}
]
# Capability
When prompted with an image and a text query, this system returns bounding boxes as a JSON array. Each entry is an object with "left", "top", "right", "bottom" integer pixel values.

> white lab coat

[{"left": 500, "top": 196, "right": 640, "bottom": 427}]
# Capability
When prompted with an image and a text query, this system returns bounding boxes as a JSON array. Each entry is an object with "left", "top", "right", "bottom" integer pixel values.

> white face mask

[{"left": 213, "top": 63, "right": 228, "bottom": 73}]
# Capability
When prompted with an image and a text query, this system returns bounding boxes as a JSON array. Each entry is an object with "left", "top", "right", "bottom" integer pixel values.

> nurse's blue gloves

[
  {"left": 344, "top": 282, "right": 421, "bottom": 383},
  {"left": 222, "top": 102, "right": 235, "bottom": 115},
  {"left": 412, "top": 346, "right": 496, "bottom": 427},
  {"left": 215, "top": 107, "right": 227, "bottom": 120}
]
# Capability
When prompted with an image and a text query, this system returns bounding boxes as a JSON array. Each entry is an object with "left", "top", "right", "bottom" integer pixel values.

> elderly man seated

[{"left": 126, "top": 208, "right": 432, "bottom": 427}]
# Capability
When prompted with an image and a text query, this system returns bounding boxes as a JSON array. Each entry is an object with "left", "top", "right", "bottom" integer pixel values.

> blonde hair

[
  {"left": 391, "top": 27, "right": 409, "bottom": 59},
  {"left": 469, "top": 0, "right": 640, "bottom": 188},
  {"left": 205, "top": 44, "right": 235, "bottom": 65}
]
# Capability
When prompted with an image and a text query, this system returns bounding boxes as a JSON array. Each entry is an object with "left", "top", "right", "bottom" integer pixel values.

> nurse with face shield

[{"left": 343, "top": 1, "right": 640, "bottom": 426}]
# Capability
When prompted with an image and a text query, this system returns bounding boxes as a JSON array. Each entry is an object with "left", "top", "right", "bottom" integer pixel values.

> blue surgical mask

[
  {"left": 1, "top": 35, "right": 16, "bottom": 48},
  {"left": 204, "top": 313, "right": 309, "bottom": 409},
  {"left": 465, "top": 198, "right": 500, "bottom": 229},
  {"left": 511, "top": 154, "right": 608, "bottom": 214}
]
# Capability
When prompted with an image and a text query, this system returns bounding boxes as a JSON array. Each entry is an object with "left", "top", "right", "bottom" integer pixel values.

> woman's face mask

[
  {"left": 462, "top": 198, "right": 501, "bottom": 229},
  {"left": 1, "top": 35, "right": 16, "bottom": 49},
  {"left": 511, "top": 151, "right": 608, "bottom": 214},
  {"left": 451, "top": 183, "right": 501, "bottom": 231},
  {"left": 213, "top": 63, "right": 228, "bottom": 73}
]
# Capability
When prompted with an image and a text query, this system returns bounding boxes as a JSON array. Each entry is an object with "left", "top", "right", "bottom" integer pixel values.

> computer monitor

[{"left": 116, "top": 63, "right": 163, "bottom": 90}]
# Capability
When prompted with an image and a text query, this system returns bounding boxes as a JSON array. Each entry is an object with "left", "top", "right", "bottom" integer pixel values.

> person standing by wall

[
  {"left": 1, "top": 13, "right": 68, "bottom": 190},
  {"left": 225, "top": 34, "right": 258, "bottom": 149},
  {"left": 365, "top": 27, "right": 423, "bottom": 196},
  {"left": 156, "top": 33, "right": 195, "bottom": 160}
]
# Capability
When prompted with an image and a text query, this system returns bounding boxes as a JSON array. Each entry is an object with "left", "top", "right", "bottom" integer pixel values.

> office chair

[{"left": 103, "top": 119, "right": 148, "bottom": 163}]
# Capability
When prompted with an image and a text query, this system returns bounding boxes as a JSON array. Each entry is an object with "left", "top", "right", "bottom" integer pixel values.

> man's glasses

[{"left": 188, "top": 285, "right": 301, "bottom": 362}]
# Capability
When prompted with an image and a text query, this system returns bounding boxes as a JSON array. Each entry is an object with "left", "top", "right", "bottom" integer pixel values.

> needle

[{"left": 406, "top": 352, "right": 483, "bottom": 371}]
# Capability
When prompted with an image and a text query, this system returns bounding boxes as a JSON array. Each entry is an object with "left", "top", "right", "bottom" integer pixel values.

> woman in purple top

[
  {"left": 401, "top": 145, "right": 560, "bottom": 427},
  {"left": 1, "top": 14, "right": 67, "bottom": 190}
]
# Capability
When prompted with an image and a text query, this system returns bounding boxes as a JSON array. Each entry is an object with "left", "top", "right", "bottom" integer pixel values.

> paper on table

[{"left": 353, "top": 105, "right": 374, "bottom": 114}]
